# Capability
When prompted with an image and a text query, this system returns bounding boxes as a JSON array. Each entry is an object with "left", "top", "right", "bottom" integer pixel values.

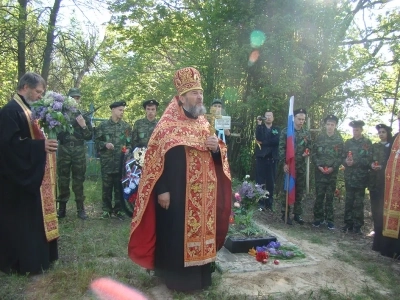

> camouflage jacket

[
  {"left": 342, "top": 136, "right": 372, "bottom": 188},
  {"left": 131, "top": 118, "right": 158, "bottom": 148},
  {"left": 311, "top": 131, "right": 344, "bottom": 182},
  {"left": 95, "top": 118, "right": 132, "bottom": 174},
  {"left": 279, "top": 127, "right": 312, "bottom": 172},
  {"left": 57, "top": 111, "right": 93, "bottom": 143},
  {"left": 368, "top": 141, "right": 391, "bottom": 191}
]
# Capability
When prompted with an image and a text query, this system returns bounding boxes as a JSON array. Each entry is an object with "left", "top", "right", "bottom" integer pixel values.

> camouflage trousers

[
  {"left": 101, "top": 172, "right": 122, "bottom": 213},
  {"left": 344, "top": 184, "right": 365, "bottom": 227},
  {"left": 314, "top": 180, "right": 336, "bottom": 222},
  {"left": 57, "top": 144, "right": 86, "bottom": 204},
  {"left": 282, "top": 170, "right": 306, "bottom": 216}
]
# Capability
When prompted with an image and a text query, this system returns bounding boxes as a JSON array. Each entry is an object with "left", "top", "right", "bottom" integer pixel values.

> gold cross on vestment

[{"left": 205, "top": 107, "right": 222, "bottom": 135}]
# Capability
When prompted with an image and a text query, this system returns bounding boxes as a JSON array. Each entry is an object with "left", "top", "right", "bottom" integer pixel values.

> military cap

[
  {"left": 375, "top": 123, "right": 392, "bottom": 132},
  {"left": 349, "top": 120, "right": 365, "bottom": 128},
  {"left": 173, "top": 67, "right": 203, "bottom": 96},
  {"left": 142, "top": 99, "right": 159, "bottom": 108},
  {"left": 323, "top": 114, "right": 338, "bottom": 124},
  {"left": 109, "top": 101, "right": 127, "bottom": 109},
  {"left": 68, "top": 88, "right": 81, "bottom": 97},
  {"left": 294, "top": 108, "right": 307, "bottom": 116},
  {"left": 211, "top": 99, "right": 223, "bottom": 106}
]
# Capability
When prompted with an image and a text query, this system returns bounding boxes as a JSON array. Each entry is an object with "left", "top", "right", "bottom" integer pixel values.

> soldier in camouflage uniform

[
  {"left": 368, "top": 124, "right": 392, "bottom": 238},
  {"left": 341, "top": 120, "right": 373, "bottom": 234},
  {"left": 311, "top": 115, "right": 344, "bottom": 230},
  {"left": 57, "top": 88, "right": 93, "bottom": 220},
  {"left": 279, "top": 108, "right": 311, "bottom": 225},
  {"left": 95, "top": 101, "right": 132, "bottom": 219},
  {"left": 131, "top": 99, "right": 159, "bottom": 148}
]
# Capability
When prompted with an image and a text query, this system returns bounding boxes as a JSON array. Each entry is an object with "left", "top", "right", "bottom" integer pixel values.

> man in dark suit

[{"left": 255, "top": 111, "right": 280, "bottom": 210}]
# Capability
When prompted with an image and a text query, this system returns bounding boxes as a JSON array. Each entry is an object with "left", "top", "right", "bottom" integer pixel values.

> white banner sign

[{"left": 215, "top": 116, "right": 231, "bottom": 130}]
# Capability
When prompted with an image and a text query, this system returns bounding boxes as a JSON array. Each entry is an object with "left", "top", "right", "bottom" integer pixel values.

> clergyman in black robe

[{"left": 0, "top": 72, "right": 59, "bottom": 275}]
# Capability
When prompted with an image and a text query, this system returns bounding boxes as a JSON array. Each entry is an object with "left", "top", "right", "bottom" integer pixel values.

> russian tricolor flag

[{"left": 284, "top": 96, "right": 296, "bottom": 205}]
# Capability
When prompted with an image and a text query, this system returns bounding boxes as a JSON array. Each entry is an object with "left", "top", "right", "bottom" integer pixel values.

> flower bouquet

[
  {"left": 31, "top": 91, "right": 78, "bottom": 139},
  {"left": 248, "top": 241, "right": 306, "bottom": 264},
  {"left": 228, "top": 175, "right": 269, "bottom": 238},
  {"left": 233, "top": 175, "right": 268, "bottom": 213}
]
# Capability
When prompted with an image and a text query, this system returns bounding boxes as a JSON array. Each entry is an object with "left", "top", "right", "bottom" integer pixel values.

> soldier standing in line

[
  {"left": 341, "top": 120, "right": 373, "bottom": 234},
  {"left": 95, "top": 101, "right": 132, "bottom": 219},
  {"left": 311, "top": 115, "right": 344, "bottom": 230},
  {"left": 131, "top": 99, "right": 159, "bottom": 148},
  {"left": 279, "top": 108, "right": 311, "bottom": 225},
  {"left": 255, "top": 111, "right": 280, "bottom": 210},
  {"left": 57, "top": 88, "right": 93, "bottom": 220}
]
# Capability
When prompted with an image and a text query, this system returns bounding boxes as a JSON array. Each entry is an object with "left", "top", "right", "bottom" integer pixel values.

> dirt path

[{"left": 217, "top": 225, "right": 389, "bottom": 298}]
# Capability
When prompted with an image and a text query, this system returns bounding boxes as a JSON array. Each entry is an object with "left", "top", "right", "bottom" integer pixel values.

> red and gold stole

[
  {"left": 383, "top": 134, "right": 400, "bottom": 239},
  {"left": 14, "top": 94, "right": 59, "bottom": 242},
  {"left": 129, "top": 96, "right": 231, "bottom": 269}
]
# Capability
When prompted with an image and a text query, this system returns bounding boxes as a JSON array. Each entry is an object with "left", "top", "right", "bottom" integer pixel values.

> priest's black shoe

[
  {"left": 57, "top": 203, "right": 66, "bottom": 218},
  {"left": 281, "top": 214, "right": 293, "bottom": 225},
  {"left": 293, "top": 215, "right": 304, "bottom": 225}
]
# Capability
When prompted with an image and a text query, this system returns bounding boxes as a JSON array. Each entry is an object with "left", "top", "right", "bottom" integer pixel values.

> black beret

[
  {"left": 294, "top": 108, "right": 307, "bottom": 116},
  {"left": 142, "top": 99, "right": 159, "bottom": 108},
  {"left": 324, "top": 114, "right": 338, "bottom": 124},
  {"left": 68, "top": 88, "right": 81, "bottom": 97},
  {"left": 375, "top": 123, "right": 392, "bottom": 132},
  {"left": 211, "top": 99, "right": 223, "bottom": 106},
  {"left": 349, "top": 120, "right": 365, "bottom": 128},
  {"left": 109, "top": 101, "right": 127, "bottom": 109}
]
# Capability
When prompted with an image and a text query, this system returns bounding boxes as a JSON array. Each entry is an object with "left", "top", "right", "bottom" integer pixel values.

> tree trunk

[
  {"left": 17, "top": 0, "right": 27, "bottom": 79},
  {"left": 41, "top": 0, "right": 62, "bottom": 82}
]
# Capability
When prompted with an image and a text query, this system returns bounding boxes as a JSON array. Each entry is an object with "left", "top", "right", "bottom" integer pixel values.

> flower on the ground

[
  {"left": 253, "top": 241, "right": 301, "bottom": 259},
  {"left": 233, "top": 201, "right": 241, "bottom": 208},
  {"left": 234, "top": 177, "right": 269, "bottom": 212},
  {"left": 255, "top": 248, "right": 269, "bottom": 264},
  {"left": 234, "top": 192, "right": 241, "bottom": 201},
  {"left": 245, "top": 174, "right": 250, "bottom": 179}
]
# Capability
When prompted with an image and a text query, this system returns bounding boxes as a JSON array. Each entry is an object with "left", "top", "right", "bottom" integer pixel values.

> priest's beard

[
  {"left": 26, "top": 99, "right": 35, "bottom": 106},
  {"left": 185, "top": 104, "right": 207, "bottom": 117}
]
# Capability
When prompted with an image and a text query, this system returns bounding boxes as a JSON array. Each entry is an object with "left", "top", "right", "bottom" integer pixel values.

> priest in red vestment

[
  {"left": 128, "top": 67, "right": 232, "bottom": 291},
  {"left": 381, "top": 115, "right": 400, "bottom": 258}
]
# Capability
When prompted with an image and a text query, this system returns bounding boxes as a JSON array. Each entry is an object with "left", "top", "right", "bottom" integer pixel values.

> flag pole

[
  {"left": 285, "top": 173, "right": 289, "bottom": 224},
  {"left": 306, "top": 117, "right": 310, "bottom": 194}
]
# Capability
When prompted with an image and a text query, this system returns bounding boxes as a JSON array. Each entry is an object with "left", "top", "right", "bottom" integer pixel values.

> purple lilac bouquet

[
  {"left": 233, "top": 175, "right": 269, "bottom": 212},
  {"left": 256, "top": 242, "right": 304, "bottom": 259},
  {"left": 31, "top": 91, "right": 78, "bottom": 139}
]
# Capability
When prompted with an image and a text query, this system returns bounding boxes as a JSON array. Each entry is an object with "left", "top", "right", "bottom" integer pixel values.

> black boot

[
  {"left": 281, "top": 213, "right": 293, "bottom": 225},
  {"left": 293, "top": 214, "right": 305, "bottom": 225},
  {"left": 352, "top": 226, "right": 362, "bottom": 235},
  {"left": 76, "top": 202, "right": 88, "bottom": 220},
  {"left": 57, "top": 202, "right": 66, "bottom": 218},
  {"left": 341, "top": 223, "right": 353, "bottom": 233}
]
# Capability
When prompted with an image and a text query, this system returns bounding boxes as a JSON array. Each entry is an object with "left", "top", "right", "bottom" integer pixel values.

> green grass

[{"left": 2, "top": 180, "right": 400, "bottom": 299}]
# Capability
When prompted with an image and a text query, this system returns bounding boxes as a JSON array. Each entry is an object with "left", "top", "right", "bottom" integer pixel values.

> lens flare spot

[
  {"left": 250, "top": 30, "right": 266, "bottom": 48},
  {"left": 248, "top": 50, "right": 260, "bottom": 66}
]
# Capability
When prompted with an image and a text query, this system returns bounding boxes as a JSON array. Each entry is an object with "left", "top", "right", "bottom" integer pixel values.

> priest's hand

[
  {"left": 45, "top": 139, "right": 58, "bottom": 153},
  {"left": 206, "top": 136, "right": 219, "bottom": 152},
  {"left": 158, "top": 192, "right": 170, "bottom": 210}
]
